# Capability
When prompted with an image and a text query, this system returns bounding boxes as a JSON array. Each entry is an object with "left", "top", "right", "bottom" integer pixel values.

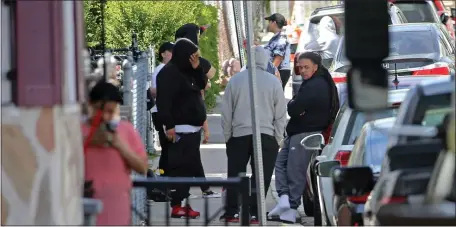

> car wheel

[{"left": 302, "top": 191, "right": 314, "bottom": 217}]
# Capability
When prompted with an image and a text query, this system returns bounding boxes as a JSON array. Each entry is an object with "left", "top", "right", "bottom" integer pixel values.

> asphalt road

[{"left": 148, "top": 81, "right": 314, "bottom": 226}]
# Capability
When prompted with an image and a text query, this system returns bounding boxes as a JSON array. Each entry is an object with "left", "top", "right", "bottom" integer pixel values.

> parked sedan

[
  {"left": 330, "top": 23, "right": 455, "bottom": 78},
  {"left": 332, "top": 117, "right": 395, "bottom": 226},
  {"left": 301, "top": 89, "right": 408, "bottom": 226}
]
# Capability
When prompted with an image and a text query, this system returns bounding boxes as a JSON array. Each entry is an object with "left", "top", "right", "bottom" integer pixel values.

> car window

[
  {"left": 329, "top": 103, "right": 347, "bottom": 143},
  {"left": 395, "top": 2, "right": 438, "bottom": 23},
  {"left": 337, "top": 30, "right": 439, "bottom": 72},
  {"left": 413, "top": 93, "right": 452, "bottom": 125},
  {"left": 421, "top": 107, "right": 453, "bottom": 127},
  {"left": 365, "top": 129, "right": 390, "bottom": 173},
  {"left": 342, "top": 108, "right": 400, "bottom": 145}
]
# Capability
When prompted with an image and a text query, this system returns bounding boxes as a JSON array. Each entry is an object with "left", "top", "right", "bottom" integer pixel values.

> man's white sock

[
  {"left": 280, "top": 208, "right": 297, "bottom": 223},
  {"left": 268, "top": 195, "right": 290, "bottom": 217}
]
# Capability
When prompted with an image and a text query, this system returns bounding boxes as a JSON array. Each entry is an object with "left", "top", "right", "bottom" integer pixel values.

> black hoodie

[
  {"left": 156, "top": 38, "right": 207, "bottom": 130},
  {"left": 286, "top": 66, "right": 339, "bottom": 136},
  {"left": 175, "top": 23, "right": 211, "bottom": 74}
]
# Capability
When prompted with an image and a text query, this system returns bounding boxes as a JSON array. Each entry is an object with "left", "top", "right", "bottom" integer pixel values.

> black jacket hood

[
  {"left": 175, "top": 23, "right": 200, "bottom": 46},
  {"left": 171, "top": 38, "right": 199, "bottom": 71}
]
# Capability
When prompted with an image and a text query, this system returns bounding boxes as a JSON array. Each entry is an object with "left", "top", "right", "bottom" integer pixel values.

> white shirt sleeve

[{"left": 151, "top": 63, "right": 165, "bottom": 89}]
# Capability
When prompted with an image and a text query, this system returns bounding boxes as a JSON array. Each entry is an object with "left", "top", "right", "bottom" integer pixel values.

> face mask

[{"left": 106, "top": 115, "right": 121, "bottom": 132}]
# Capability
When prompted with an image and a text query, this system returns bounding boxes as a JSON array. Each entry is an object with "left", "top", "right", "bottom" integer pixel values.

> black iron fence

[{"left": 132, "top": 174, "right": 251, "bottom": 226}]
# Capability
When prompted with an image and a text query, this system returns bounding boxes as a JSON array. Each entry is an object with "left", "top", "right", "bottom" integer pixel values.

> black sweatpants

[
  {"left": 152, "top": 112, "right": 169, "bottom": 175},
  {"left": 167, "top": 131, "right": 203, "bottom": 206},
  {"left": 279, "top": 69, "right": 291, "bottom": 90},
  {"left": 225, "top": 134, "right": 279, "bottom": 216}
]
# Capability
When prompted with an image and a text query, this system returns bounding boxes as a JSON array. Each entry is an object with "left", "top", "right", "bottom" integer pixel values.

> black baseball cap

[
  {"left": 265, "top": 13, "right": 287, "bottom": 27},
  {"left": 159, "top": 42, "right": 174, "bottom": 55}
]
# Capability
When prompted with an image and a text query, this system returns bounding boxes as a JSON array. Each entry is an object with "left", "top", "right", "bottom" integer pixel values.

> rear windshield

[
  {"left": 394, "top": 2, "right": 438, "bottom": 23},
  {"left": 343, "top": 108, "right": 400, "bottom": 145},
  {"left": 365, "top": 129, "right": 390, "bottom": 172}
]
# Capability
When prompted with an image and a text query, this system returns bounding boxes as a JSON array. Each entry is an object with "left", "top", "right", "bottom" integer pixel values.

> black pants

[
  {"left": 225, "top": 134, "right": 279, "bottom": 216},
  {"left": 279, "top": 69, "right": 291, "bottom": 90},
  {"left": 152, "top": 112, "right": 169, "bottom": 175},
  {"left": 167, "top": 131, "right": 203, "bottom": 206}
]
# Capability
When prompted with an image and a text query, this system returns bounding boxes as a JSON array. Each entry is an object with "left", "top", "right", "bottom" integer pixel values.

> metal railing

[{"left": 132, "top": 174, "right": 251, "bottom": 226}]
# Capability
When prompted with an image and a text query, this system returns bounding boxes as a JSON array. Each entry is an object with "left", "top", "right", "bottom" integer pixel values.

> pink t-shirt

[{"left": 82, "top": 120, "right": 147, "bottom": 225}]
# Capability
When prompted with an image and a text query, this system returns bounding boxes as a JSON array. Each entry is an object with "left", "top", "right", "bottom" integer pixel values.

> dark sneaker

[
  {"left": 219, "top": 213, "right": 240, "bottom": 223},
  {"left": 202, "top": 190, "right": 221, "bottom": 198}
]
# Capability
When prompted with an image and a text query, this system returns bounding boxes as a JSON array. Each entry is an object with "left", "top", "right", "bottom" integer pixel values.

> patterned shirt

[{"left": 264, "top": 31, "right": 291, "bottom": 70}]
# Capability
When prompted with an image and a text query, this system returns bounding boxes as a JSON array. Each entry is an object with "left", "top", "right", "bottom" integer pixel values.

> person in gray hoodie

[{"left": 220, "top": 46, "right": 287, "bottom": 223}]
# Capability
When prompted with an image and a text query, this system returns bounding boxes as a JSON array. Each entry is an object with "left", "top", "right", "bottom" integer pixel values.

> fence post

[
  {"left": 122, "top": 59, "right": 133, "bottom": 106},
  {"left": 240, "top": 174, "right": 251, "bottom": 226}
]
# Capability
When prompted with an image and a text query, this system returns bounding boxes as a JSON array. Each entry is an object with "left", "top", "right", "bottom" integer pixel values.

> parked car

[
  {"left": 332, "top": 117, "right": 396, "bottom": 226},
  {"left": 330, "top": 23, "right": 455, "bottom": 79},
  {"left": 291, "top": 3, "right": 408, "bottom": 96},
  {"left": 300, "top": 89, "right": 408, "bottom": 226},
  {"left": 330, "top": 78, "right": 454, "bottom": 226},
  {"left": 389, "top": 0, "right": 455, "bottom": 38}
]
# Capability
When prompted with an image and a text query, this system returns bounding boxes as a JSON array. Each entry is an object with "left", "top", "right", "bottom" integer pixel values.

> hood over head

[
  {"left": 318, "top": 16, "right": 337, "bottom": 36},
  {"left": 253, "top": 46, "right": 270, "bottom": 71},
  {"left": 175, "top": 23, "right": 200, "bottom": 46},
  {"left": 171, "top": 38, "right": 199, "bottom": 71}
]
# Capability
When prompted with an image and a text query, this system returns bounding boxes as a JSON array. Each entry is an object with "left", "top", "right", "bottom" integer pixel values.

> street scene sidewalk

[{"left": 147, "top": 82, "right": 314, "bottom": 225}]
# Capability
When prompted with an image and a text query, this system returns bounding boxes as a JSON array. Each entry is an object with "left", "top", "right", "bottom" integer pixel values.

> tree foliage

[{"left": 84, "top": 1, "right": 221, "bottom": 111}]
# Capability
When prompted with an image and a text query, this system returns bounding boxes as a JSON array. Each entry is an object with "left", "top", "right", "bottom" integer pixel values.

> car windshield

[
  {"left": 337, "top": 30, "right": 438, "bottom": 71},
  {"left": 365, "top": 129, "right": 390, "bottom": 173},
  {"left": 414, "top": 93, "right": 453, "bottom": 126},
  {"left": 343, "top": 108, "right": 400, "bottom": 145},
  {"left": 394, "top": 2, "right": 437, "bottom": 23}
]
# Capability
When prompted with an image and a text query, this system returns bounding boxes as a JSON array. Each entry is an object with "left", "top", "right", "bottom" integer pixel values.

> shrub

[{"left": 84, "top": 1, "right": 220, "bottom": 111}]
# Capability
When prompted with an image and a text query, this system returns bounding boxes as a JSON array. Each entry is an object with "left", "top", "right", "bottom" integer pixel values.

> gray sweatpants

[{"left": 274, "top": 131, "right": 320, "bottom": 209}]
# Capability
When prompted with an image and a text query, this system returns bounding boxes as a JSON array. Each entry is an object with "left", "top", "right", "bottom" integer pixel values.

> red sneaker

[{"left": 171, "top": 205, "right": 200, "bottom": 219}]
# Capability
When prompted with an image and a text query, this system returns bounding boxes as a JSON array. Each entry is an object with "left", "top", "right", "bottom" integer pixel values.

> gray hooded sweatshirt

[{"left": 221, "top": 46, "right": 287, "bottom": 144}]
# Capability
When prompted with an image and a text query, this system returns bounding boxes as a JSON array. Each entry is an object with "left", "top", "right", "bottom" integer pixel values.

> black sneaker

[{"left": 219, "top": 213, "right": 239, "bottom": 223}]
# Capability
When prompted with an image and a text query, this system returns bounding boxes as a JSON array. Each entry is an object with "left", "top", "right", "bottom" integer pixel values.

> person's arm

[
  {"left": 221, "top": 81, "right": 234, "bottom": 142},
  {"left": 273, "top": 81, "right": 287, "bottom": 144},
  {"left": 112, "top": 123, "right": 148, "bottom": 174},
  {"left": 287, "top": 79, "right": 322, "bottom": 118},
  {"left": 156, "top": 67, "right": 179, "bottom": 130},
  {"left": 206, "top": 66, "right": 216, "bottom": 79},
  {"left": 192, "top": 57, "right": 210, "bottom": 90},
  {"left": 271, "top": 38, "right": 288, "bottom": 68},
  {"left": 202, "top": 119, "right": 210, "bottom": 144}
]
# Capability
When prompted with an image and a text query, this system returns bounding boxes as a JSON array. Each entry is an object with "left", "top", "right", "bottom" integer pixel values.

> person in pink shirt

[{"left": 82, "top": 81, "right": 149, "bottom": 225}]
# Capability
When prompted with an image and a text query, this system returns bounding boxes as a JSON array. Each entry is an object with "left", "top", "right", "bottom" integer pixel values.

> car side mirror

[
  {"left": 316, "top": 160, "right": 340, "bottom": 177},
  {"left": 332, "top": 166, "right": 374, "bottom": 196},
  {"left": 301, "top": 133, "right": 325, "bottom": 150},
  {"left": 440, "top": 12, "right": 450, "bottom": 24}
]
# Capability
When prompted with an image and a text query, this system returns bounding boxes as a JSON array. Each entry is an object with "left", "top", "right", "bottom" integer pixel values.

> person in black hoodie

[
  {"left": 268, "top": 52, "right": 339, "bottom": 223},
  {"left": 174, "top": 23, "right": 221, "bottom": 198},
  {"left": 156, "top": 38, "right": 207, "bottom": 219}
]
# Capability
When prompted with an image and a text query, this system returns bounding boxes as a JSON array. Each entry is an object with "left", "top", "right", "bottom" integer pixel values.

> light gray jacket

[{"left": 221, "top": 46, "right": 287, "bottom": 144}]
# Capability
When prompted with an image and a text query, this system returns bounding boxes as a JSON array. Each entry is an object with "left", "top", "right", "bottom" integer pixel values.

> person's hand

[
  {"left": 203, "top": 130, "right": 210, "bottom": 144},
  {"left": 190, "top": 53, "right": 200, "bottom": 69},
  {"left": 166, "top": 128, "right": 177, "bottom": 143},
  {"left": 89, "top": 126, "right": 112, "bottom": 146},
  {"left": 111, "top": 132, "right": 127, "bottom": 150}
]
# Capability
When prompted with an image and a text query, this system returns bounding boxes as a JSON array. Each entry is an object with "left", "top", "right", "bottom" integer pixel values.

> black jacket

[
  {"left": 156, "top": 39, "right": 207, "bottom": 130},
  {"left": 286, "top": 68, "right": 336, "bottom": 136}
]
